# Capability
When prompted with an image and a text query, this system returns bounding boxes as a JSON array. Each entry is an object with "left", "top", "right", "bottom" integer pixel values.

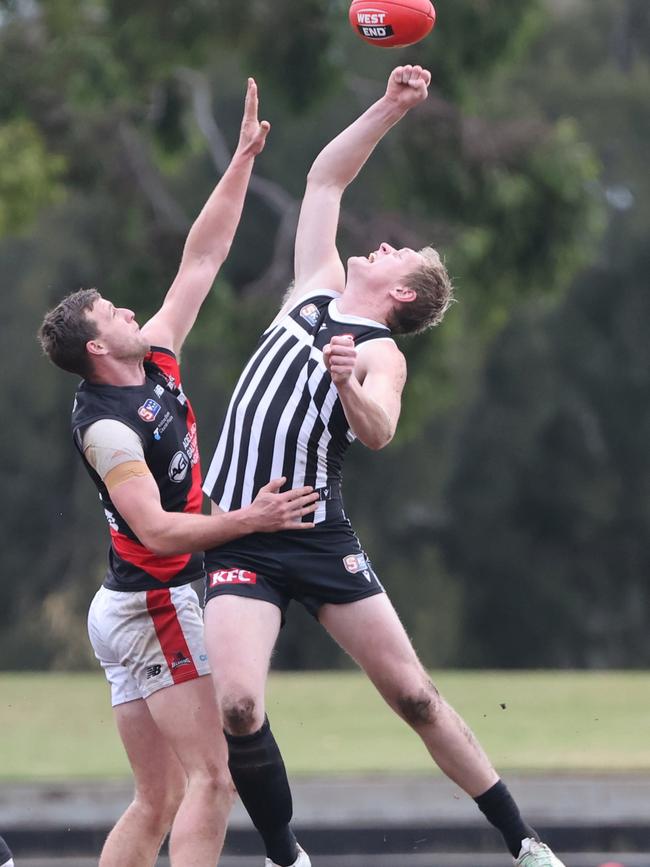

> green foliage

[
  {"left": 0, "top": 0, "right": 629, "bottom": 670},
  {"left": 439, "top": 0, "right": 650, "bottom": 668},
  {"left": 0, "top": 119, "right": 65, "bottom": 235},
  {"left": 443, "top": 246, "right": 650, "bottom": 667},
  {"left": 417, "top": 0, "right": 546, "bottom": 103}
]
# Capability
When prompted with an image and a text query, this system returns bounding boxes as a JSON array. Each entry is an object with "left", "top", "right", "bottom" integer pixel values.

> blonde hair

[{"left": 388, "top": 247, "right": 454, "bottom": 335}]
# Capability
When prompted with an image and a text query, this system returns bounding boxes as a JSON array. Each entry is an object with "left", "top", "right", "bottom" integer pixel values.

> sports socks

[
  {"left": 225, "top": 716, "right": 298, "bottom": 867},
  {"left": 474, "top": 779, "right": 539, "bottom": 858}
]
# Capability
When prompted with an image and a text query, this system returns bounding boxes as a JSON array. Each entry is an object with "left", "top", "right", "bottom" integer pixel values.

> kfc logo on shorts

[
  {"left": 138, "top": 398, "right": 161, "bottom": 422},
  {"left": 168, "top": 450, "right": 189, "bottom": 483},
  {"left": 300, "top": 303, "right": 320, "bottom": 327},
  {"left": 343, "top": 553, "right": 368, "bottom": 574},
  {"left": 209, "top": 568, "right": 257, "bottom": 587}
]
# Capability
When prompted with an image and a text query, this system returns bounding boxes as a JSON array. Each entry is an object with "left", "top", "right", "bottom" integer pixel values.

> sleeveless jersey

[
  {"left": 72, "top": 347, "right": 203, "bottom": 591},
  {"left": 202, "top": 292, "right": 393, "bottom": 524}
]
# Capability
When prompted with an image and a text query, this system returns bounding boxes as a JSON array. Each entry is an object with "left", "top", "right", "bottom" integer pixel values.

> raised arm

[
  {"left": 288, "top": 65, "right": 431, "bottom": 307},
  {"left": 141, "top": 78, "right": 270, "bottom": 354}
]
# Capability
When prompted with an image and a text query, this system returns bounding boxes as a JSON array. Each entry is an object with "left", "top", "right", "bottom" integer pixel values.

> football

[{"left": 349, "top": 0, "right": 436, "bottom": 48}]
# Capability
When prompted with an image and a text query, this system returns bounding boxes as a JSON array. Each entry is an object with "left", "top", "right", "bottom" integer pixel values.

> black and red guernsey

[{"left": 71, "top": 347, "right": 203, "bottom": 592}]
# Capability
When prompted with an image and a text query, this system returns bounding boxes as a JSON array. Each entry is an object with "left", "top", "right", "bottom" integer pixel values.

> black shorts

[{"left": 204, "top": 519, "right": 384, "bottom": 618}]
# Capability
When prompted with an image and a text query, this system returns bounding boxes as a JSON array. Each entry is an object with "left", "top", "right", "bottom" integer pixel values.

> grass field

[{"left": 1, "top": 670, "right": 648, "bottom": 780}]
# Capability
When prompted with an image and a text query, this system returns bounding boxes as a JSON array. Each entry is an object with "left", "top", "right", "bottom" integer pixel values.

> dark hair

[
  {"left": 387, "top": 247, "right": 454, "bottom": 336},
  {"left": 38, "top": 288, "right": 101, "bottom": 378}
]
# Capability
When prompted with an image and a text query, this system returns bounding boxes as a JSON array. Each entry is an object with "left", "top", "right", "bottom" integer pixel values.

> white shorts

[{"left": 87, "top": 583, "right": 211, "bottom": 706}]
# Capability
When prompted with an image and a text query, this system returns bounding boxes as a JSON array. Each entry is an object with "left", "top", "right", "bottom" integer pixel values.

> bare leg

[
  {"left": 204, "top": 596, "right": 300, "bottom": 865},
  {"left": 99, "top": 699, "right": 186, "bottom": 867},
  {"left": 203, "top": 595, "right": 281, "bottom": 734},
  {"left": 146, "top": 675, "right": 235, "bottom": 867},
  {"left": 319, "top": 593, "right": 498, "bottom": 796}
]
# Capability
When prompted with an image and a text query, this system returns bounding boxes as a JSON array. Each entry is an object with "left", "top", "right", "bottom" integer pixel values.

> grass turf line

[{"left": 0, "top": 670, "right": 647, "bottom": 780}]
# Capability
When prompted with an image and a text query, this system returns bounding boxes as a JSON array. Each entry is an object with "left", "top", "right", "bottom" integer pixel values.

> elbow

[
  {"left": 305, "top": 169, "right": 343, "bottom": 193},
  {"left": 360, "top": 431, "right": 394, "bottom": 451},
  {"left": 137, "top": 526, "right": 178, "bottom": 558}
]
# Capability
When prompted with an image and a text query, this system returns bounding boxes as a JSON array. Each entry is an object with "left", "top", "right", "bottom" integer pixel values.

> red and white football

[{"left": 349, "top": 0, "right": 436, "bottom": 48}]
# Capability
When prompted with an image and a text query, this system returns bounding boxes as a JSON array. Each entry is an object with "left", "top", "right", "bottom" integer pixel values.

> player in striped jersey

[
  {"left": 202, "top": 66, "right": 566, "bottom": 867},
  {"left": 39, "top": 80, "right": 318, "bottom": 867}
]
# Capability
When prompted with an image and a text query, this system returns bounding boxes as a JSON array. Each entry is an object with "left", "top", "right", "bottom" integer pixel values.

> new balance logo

[{"left": 146, "top": 664, "right": 162, "bottom": 679}]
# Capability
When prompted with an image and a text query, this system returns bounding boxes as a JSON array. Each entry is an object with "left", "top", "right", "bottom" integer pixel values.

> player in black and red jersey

[{"left": 38, "top": 79, "right": 317, "bottom": 867}]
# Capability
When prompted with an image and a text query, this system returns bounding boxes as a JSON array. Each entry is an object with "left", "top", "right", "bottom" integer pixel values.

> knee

[
  {"left": 395, "top": 678, "right": 442, "bottom": 729},
  {"left": 190, "top": 763, "right": 237, "bottom": 807},
  {"left": 222, "top": 693, "right": 262, "bottom": 736},
  {"left": 135, "top": 779, "right": 185, "bottom": 832}
]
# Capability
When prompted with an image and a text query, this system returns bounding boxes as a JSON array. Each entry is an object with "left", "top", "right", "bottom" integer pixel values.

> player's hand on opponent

[
  {"left": 237, "top": 78, "right": 271, "bottom": 157},
  {"left": 249, "top": 477, "right": 319, "bottom": 531},
  {"left": 323, "top": 334, "right": 357, "bottom": 387},
  {"left": 384, "top": 65, "right": 431, "bottom": 112}
]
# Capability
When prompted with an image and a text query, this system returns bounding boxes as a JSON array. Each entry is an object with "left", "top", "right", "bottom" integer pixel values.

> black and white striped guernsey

[{"left": 202, "top": 291, "right": 394, "bottom": 524}]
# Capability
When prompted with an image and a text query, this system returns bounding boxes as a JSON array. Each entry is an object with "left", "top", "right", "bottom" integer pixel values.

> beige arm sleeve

[{"left": 82, "top": 419, "right": 150, "bottom": 491}]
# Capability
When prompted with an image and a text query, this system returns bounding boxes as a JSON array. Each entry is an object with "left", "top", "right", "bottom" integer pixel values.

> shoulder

[
  {"left": 145, "top": 346, "right": 180, "bottom": 382},
  {"left": 267, "top": 288, "right": 341, "bottom": 332},
  {"left": 82, "top": 419, "right": 146, "bottom": 479},
  {"left": 83, "top": 418, "right": 144, "bottom": 451},
  {"left": 355, "top": 338, "right": 406, "bottom": 381}
]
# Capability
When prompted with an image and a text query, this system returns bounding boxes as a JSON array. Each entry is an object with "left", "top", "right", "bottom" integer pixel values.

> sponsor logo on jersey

[
  {"left": 153, "top": 412, "right": 174, "bottom": 442},
  {"left": 154, "top": 384, "right": 165, "bottom": 398},
  {"left": 138, "top": 398, "right": 161, "bottom": 422},
  {"left": 171, "top": 651, "right": 192, "bottom": 670},
  {"left": 168, "top": 450, "right": 190, "bottom": 483},
  {"left": 146, "top": 663, "right": 162, "bottom": 679},
  {"left": 343, "top": 553, "right": 368, "bottom": 574},
  {"left": 209, "top": 568, "right": 257, "bottom": 587},
  {"left": 300, "top": 303, "right": 320, "bottom": 327},
  {"left": 104, "top": 507, "right": 119, "bottom": 532},
  {"left": 183, "top": 422, "right": 199, "bottom": 466}
]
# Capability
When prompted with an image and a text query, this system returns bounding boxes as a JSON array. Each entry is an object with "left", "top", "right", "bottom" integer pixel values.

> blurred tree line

[{"left": 0, "top": 0, "right": 646, "bottom": 670}]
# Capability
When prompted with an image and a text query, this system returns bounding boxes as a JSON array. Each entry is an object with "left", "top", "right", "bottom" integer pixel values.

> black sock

[
  {"left": 474, "top": 780, "right": 539, "bottom": 858},
  {"left": 226, "top": 716, "right": 298, "bottom": 866}
]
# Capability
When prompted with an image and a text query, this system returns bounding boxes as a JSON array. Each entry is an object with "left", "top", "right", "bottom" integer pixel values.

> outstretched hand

[
  {"left": 384, "top": 65, "right": 431, "bottom": 112},
  {"left": 248, "top": 477, "right": 319, "bottom": 531},
  {"left": 237, "top": 77, "right": 271, "bottom": 157}
]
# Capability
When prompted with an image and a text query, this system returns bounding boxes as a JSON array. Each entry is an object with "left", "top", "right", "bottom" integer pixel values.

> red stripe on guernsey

[
  {"left": 147, "top": 346, "right": 203, "bottom": 516},
  {"left": 185, "top": 401, "right": 203, "bottom": 514},
  {"left": 111, "top": 529, "right": 191, "bottom": 583},
  {"left": 146, "top": 347, "right": 179, "bottom": 381},
  {"left": 146, "top": 588, "right": 199, "bottom": 683}
]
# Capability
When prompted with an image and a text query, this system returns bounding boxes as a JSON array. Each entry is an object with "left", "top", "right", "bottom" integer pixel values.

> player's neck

[
  {"left": 337, "top": 281, "right": 390, "bottom": 325},
  {"left": 88, "top": 356, "right": 146, "bottom": 387}
]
